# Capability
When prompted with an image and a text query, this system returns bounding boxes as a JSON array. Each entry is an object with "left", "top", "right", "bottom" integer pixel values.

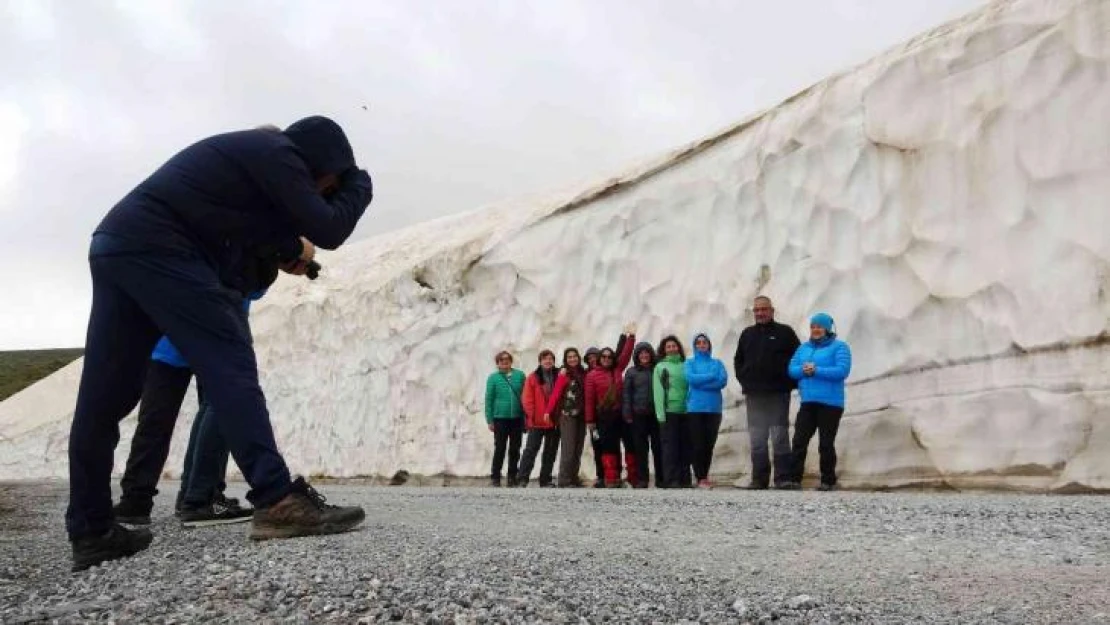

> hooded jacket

[
  {"left": 94, "top": 117, "right": 373, "bottom": 293},
  {"left": 523, "top": 365, "right": 559, "bottom": 430},
  {"left": 734, "top": 320, "right": 801, "bottom": 394},
  {"left": 622, "top": 342, "right": 656, "bottom": 421},
  {"left": 584, "top": 334, "right": 635, "bottom": 424},
  {"left": 684, "top": 333, "right": 729, "bottom": 414},
  {"left": 788, "top": 315, "right": 852, "bottom": 407}
]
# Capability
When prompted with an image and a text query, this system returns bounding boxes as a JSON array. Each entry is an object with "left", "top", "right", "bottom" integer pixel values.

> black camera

[{"left": 306, "top": 260, "right": 322, "bottom": 280}]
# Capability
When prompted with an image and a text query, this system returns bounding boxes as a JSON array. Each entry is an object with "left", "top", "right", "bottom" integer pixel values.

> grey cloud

[{"left": 0, "top": 0, "right": 983, "bottom": 348}]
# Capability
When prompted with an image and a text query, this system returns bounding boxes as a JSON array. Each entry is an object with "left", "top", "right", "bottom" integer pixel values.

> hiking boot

[
  {"left": 179, "top": 498, "right": 254, "bottom": 528},
  {"left": 517, "top": 478, "right": 529, "bottom": 488},
  {"left": 743, "top": 481, "right": 769, "bottom": 491},
  {"left": 606, "top": 480, "right": 624, "bottom": 489},
  {"left": 817, "top": 482, "right": 838, "bottom": 492},
  {"left": 776, "top": 482, "right": 802, "bottom": 491},
  {"left": 112, "top": 499, "right": 152, "bottom": 526},
  {"left": 71, "top": 523, "right": 154, "bottom": 572},
  {"left": 697, "top": 479, "right": 713, "bottom": 490},
  {"left": 507, "top": 476, "right": 520, "bottom": 488},
  {"left": 489, "top": 478, "right": 501, "bottom": 488},
  {"left": 592, "top": 479, "right": 605, "bottom": 488},
  {"left": 249, "top": 478, "right": 365, "bottom": 541}
]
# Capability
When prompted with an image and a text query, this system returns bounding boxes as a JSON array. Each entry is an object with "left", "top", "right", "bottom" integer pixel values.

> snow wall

[{"left": 3, "top": 0, "right": 1110, "bottom": 491}]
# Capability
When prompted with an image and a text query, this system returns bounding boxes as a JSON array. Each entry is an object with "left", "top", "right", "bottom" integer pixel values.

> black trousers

[
  {"left": 118, "top": 361, "right": 194, "bottom": 508},
  {"left": 490, "top": 418, "right": 524, "bottom": 481},
  {"left": 790, "top": 402, "right": 844, "bottom": 485},
  {"left": 661, "top": 413, "right": 692, "bottom": 488},
  {"left": 68, "top": 242, "right": 291, "bottom": 539},
  {"left": 630, "top": 413, "right": 664, "bottom": 487},
  {"left": 591, "top": 435, "right": 605, "bottom": 482},
  {"left": 687, "top": 412, "right": 722, "bottom": 481},
  {"left": 517, "top": 428, "right": 560, "bottom": 484},
  {"left": 745, "top": 393, "right": 792, "bottom": 487}
]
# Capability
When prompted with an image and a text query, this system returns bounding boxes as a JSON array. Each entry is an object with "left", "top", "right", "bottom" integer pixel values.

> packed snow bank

[{"left": 3, "top": 0, "right": 1109, "bottom": 491}]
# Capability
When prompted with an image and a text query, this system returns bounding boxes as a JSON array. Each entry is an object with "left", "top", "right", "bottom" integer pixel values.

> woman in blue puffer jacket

[
  {"left": 787, "top": 312, "right": 852, "bottom": 491},
  {"left": 684, "top": 332, "right": 729, "bottom": 489}
]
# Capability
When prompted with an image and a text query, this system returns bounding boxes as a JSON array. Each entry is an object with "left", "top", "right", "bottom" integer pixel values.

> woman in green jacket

[
  {"left": 485, "top": 351, "right": 526, "bottom": 487},
  {"left": 653, "top": 335, "right": 691, "bottom": 488}
]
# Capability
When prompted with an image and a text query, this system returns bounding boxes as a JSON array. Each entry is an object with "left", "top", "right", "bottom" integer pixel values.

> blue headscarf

[{"left": 809, "top": 312, "right": 836, "bottom": 345}]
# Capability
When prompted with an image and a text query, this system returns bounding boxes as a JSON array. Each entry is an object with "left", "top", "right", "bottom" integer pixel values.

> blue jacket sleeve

[
  {"left": 787, "top": 345, "right": 805, "bottom": 380},
  {"left": 711, "top": 360, "right": 729, "bottom": 390},
  {"left": 815, "top": 341, "right": 852, "bottom": 381},
  {"left": 248, "top": 146, "right": 373, "bottom": 250},
  {"left": 684, "top": 361, "right": 709, "bottom": 388}
]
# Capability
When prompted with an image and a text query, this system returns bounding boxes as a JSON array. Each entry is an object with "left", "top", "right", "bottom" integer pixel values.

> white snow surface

[{"left": 3, "top": 0, "right": 1110, "bottom": 490}]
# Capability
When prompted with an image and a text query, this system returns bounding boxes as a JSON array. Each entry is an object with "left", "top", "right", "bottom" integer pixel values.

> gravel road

[{"left": 1, "top": 480, "right": 1107, "bottom": 624}]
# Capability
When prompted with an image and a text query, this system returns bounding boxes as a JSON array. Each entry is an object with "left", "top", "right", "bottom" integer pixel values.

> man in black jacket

[
  {"left": 733, "top": 296, "right": 801, "bottom": 489},
  {"left": 67, "top": 117, "right": 373, "bottom": 571}
]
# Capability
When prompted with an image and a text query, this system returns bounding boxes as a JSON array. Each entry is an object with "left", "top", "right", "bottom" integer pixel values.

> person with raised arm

[{"left": 584, "top": 324, "right": 637, "bottom": 488}]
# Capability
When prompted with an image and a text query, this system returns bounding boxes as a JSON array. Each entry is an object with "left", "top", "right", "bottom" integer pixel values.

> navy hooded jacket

[{"left": 95, "top": 116, "right": 373, "bottom": 291}]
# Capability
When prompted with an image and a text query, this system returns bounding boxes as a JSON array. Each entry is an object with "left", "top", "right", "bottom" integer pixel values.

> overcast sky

[{"left": 1, "top": 0, "right": 983, "bottom": 350}]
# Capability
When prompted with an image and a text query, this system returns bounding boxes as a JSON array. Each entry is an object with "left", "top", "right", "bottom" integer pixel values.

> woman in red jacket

[
  {"left": 585, "top": 324, "right": 637, "bottom": 488},
  {"left": 518, "top": 350, "right": 561, "bottom": 487}
]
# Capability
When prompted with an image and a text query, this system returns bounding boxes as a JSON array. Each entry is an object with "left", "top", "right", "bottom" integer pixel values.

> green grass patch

[{"left": 0, "top": 349, "right": 84, "bottom": 402}]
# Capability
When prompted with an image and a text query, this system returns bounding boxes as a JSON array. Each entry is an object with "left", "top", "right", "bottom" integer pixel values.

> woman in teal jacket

[
  {"left": 684, "top": 333, "right": 729, "bottom": 489},
  {"left": 787, "top": 313, "right": 852, "bottom": 491},
  {"left": 484, "top": 351, "right": 526, "bottom": 487}
]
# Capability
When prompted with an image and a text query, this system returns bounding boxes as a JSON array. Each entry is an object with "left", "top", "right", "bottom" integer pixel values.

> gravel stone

[{"left": 1, "top": 481, "right": 1108, "bottom": 623}]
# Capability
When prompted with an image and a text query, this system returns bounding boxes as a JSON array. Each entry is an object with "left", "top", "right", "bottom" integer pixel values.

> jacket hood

[
  {"left": 284, "top": 116, "right": 355, "bottom": 177},
  {"left": 584, "top": 347, "right": 601, "bottom": 358},
  {"left": 692, "top": 332, "right": 713, "bottom": 357},
  {"left": 809, "top": 312, "right": 837, "bottom": 342},
  {"left": 632, "top": 342, "right": 656, "bottom": 369}
]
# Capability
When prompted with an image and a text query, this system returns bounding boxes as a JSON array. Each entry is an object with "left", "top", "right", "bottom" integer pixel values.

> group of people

[
  {"left": 483, "top": 296, "right": 853, "bottom": 491},
  {"left": 65, "top": 117, "right": 375, "bottom": 572}
]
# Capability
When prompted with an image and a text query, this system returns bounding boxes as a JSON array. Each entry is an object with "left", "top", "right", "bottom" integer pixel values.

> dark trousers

[
  {"left": 745, "top": 393, "right": 792, "bottom": 486},
  {"left": 179, "top": 388, "right": 232, "bottom": 507},
  {"left": 596, "top": 417, "right": 636, "bottom": 483},
  {"left": 591, "top": 435, "right": 605, "bottom": 482},
  {"left": 688, "top": 412, "right": 722, "bottom": 481},
  {"left": 557, "top": 415, "right": 585, "bottom": 486},
  {"left": 118, "top": 361, "right": 194, "bottom": 508},
  {"left": 67, "top": 240, "right": 291, "bottom": 539},
  {"left": 517, "top": 428, "right": 560, "bottom": 485},
  {"left": 630, "top": 413, "right": 663, "bottom": 487},
  {"left": 661, "top": 413, "right": 692, "bottom": 488},
  {"left": 790, "top": 402, "right": 844, "bottom": 486},
  {"left": 490, "top": 418, "right": 524, "bottom": 480}
]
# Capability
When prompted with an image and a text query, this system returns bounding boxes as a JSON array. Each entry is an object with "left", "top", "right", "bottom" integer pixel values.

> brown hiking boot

[{"left": 249, "top": 477, "right": 365, "bottom": 541}]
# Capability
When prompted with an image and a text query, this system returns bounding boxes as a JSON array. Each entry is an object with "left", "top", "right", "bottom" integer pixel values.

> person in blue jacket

[
  {"left": 787, "top": 312, "right": 853, "bottom": 491},
  {"left": 67, "top": 117, "right": 373, "bottom": 572},
  {"left": 684, "top": 332, "right": 729, "bottom": 489}
]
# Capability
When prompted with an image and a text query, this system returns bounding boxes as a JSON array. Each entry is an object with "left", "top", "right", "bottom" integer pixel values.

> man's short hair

[{"left": 754, "top": 295, "right": 773, "bottom": 306}]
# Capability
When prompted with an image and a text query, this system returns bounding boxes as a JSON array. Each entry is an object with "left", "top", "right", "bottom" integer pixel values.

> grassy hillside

[{"left": 0, "top": 349, "right": 84, "bottom": 402}]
